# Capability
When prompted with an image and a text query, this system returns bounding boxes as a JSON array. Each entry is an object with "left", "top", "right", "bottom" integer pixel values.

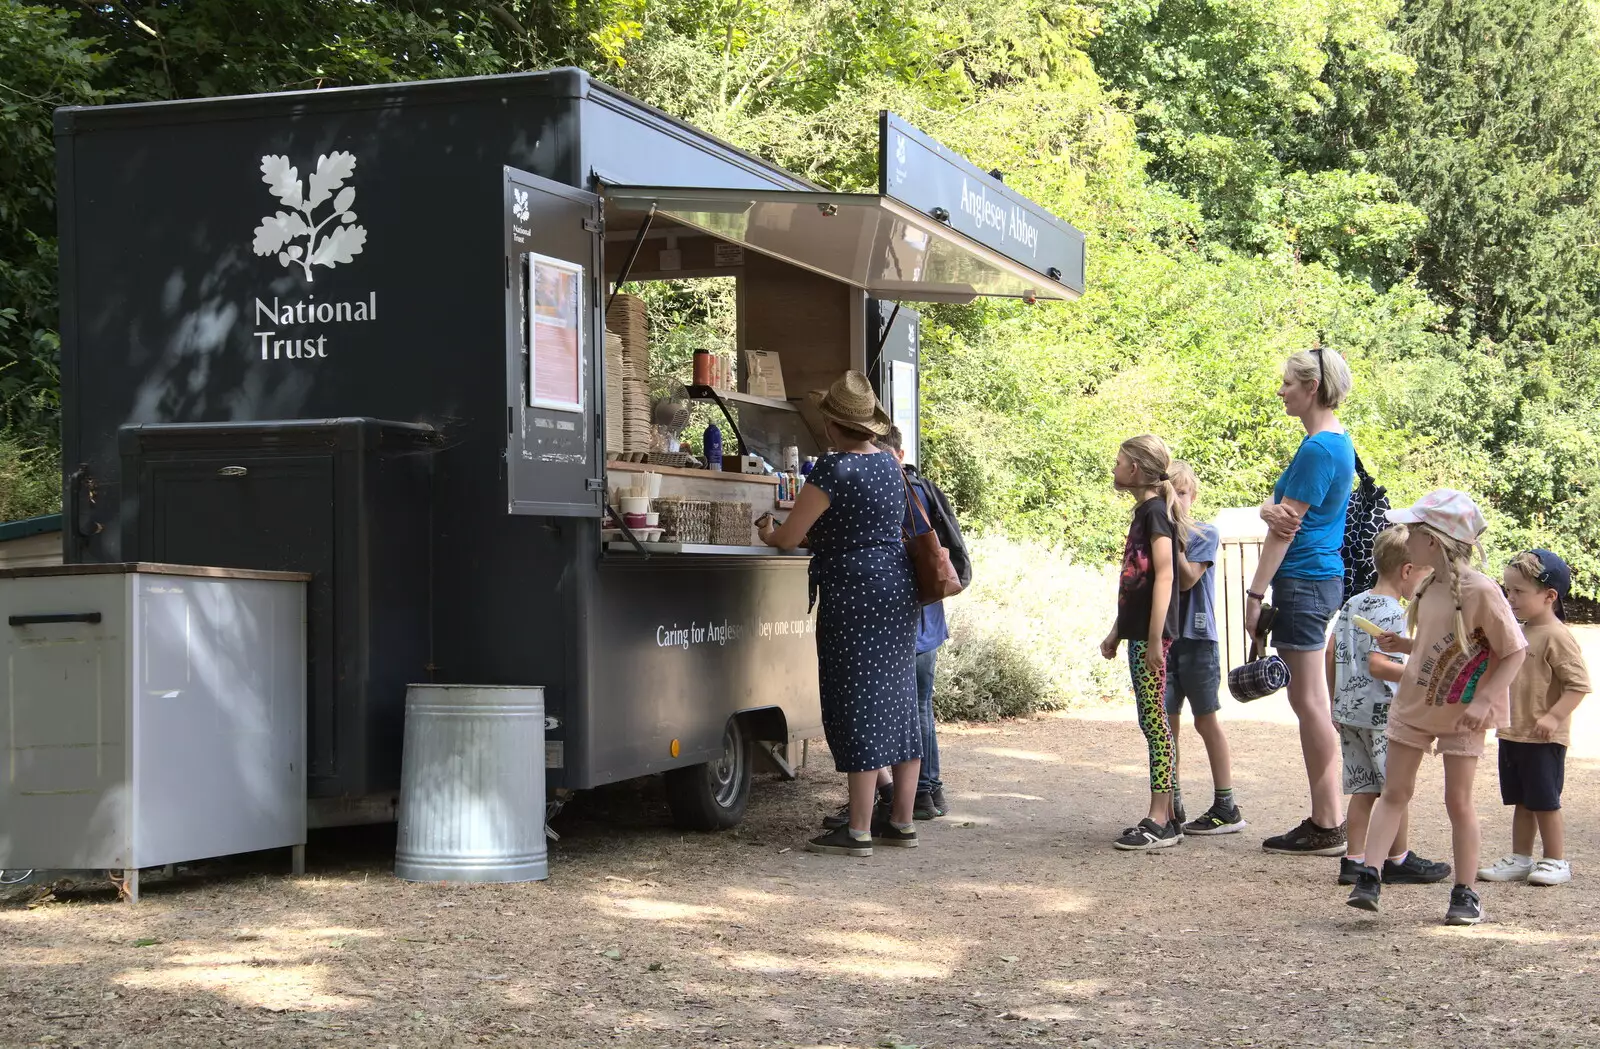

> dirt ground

[{"left": 4, "top": 636, "right": 1599, "bottom": 1049}]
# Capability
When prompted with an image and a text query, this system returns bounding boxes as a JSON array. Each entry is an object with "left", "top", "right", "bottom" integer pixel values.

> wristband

[{"left": 1246, "top": 590, "right": 1266, "bottom": 602}]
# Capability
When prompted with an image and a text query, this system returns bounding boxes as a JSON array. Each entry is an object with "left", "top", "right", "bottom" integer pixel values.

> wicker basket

[
  {"left": 658, "top": 499, "right": 711, "bottom": 544},
  {"left": 646, "top": 451, "right": 690, "bottom": 469},
  {"left": 710, "top": 501, "right": 753, "bottom": 547}
]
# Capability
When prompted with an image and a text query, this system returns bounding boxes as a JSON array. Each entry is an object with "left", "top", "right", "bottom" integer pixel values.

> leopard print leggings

[{"left": 1127, "top": 639, "right": 1175, "bottom": 794}]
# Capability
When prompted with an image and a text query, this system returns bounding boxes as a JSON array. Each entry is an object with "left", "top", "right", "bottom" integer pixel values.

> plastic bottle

[{"left": 704, "top": 422, "right": 722, "bottom": 471}]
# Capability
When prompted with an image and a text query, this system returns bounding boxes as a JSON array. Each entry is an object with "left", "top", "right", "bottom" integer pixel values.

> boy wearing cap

[{"left": 1480, "top": 550, "right": 1592, "bottom": 886}]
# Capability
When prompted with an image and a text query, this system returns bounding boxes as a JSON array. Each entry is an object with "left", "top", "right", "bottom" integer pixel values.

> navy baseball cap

[{"left": 1529, "top": 549, "right": 1572, "bottom": 621}]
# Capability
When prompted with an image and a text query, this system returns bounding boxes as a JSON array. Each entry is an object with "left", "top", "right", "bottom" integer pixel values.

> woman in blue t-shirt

[{"left": 1244, "top": 346, "right": 1356, "bottom": 857}]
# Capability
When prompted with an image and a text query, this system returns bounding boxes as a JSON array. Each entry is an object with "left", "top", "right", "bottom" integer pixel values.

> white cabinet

[{"left": 0, "top": 564, "right": 307, "bottom": 900}]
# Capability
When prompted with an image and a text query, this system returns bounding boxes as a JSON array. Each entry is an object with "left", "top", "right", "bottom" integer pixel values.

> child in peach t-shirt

[
  {"left": 1344, "top": 490, "right": 1527, "bottom": 926},
  {"left": 1479, "top": 550, "right": 1591, "bottom": 887}
]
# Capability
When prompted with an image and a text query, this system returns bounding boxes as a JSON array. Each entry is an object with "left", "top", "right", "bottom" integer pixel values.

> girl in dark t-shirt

[{"left": 1099, "top": 435, "right": 1191, "bottom": 851}]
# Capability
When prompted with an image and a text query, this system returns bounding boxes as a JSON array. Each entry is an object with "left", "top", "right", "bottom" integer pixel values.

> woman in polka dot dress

[{"left": 760, "top": 372, "right": 921, "bottom": 857}]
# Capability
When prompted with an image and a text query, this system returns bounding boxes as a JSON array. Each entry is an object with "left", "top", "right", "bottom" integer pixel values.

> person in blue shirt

[
  {"left": 882, "top": 427, "right": 969, "bottom": 818},
  {"left": 1244, "top": 345, "right": 1357, "bottom": 857}
]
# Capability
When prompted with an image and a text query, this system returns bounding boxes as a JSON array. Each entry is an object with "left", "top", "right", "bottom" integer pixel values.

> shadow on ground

[{"left": 3, "top": 715, "right": 1598, "bottom": 1049}]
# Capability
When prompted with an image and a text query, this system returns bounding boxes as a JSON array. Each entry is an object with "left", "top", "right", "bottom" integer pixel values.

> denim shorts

[
  {"left": 1269, "top": 576, "right": 1342, "bottom": 652},
  {"left": 1164, "top": 638, "right": 1221, "bottom": 717}
]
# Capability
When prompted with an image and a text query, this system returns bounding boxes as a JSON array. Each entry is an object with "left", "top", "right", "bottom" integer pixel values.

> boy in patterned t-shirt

[{"left": 1326, "top": 527, "right": 1451, "bottom": 887}]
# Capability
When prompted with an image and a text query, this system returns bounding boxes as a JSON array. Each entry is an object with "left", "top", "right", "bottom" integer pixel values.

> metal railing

[{"left": 1216, "top": 537, "right": 1265, "bottom": 671}]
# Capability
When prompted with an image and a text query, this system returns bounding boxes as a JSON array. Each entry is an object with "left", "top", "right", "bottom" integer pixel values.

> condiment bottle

[{"left": 704, "top": 422, "right": 722, "bottom": 471}]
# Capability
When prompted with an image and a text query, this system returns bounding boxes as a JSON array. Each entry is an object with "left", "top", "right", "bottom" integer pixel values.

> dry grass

[{"left": 942, "top": 536, "right": 1126, "bottom": 716}]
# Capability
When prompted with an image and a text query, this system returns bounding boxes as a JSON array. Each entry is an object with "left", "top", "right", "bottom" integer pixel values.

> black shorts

[{"left": 1498, "top": 739, "right": 1566, "bottom": 812}]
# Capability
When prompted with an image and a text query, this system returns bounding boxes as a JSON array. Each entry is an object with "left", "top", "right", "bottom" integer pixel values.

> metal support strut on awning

[
  {"left": 686, "top": 385, "right": 751, "bottom": 459},
  {"left": 606, "top": 201, "right": 657, "bottom": 315}
]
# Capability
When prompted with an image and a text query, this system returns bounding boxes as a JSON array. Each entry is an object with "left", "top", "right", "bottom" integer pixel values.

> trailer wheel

[{"left": 665, "top": 718, "right": 751, "bottom": 830}]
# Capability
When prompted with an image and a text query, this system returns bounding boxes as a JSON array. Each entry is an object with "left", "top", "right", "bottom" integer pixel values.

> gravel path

[{"left": 3, "top": 630, "right": 1597, "bottom": 1048}]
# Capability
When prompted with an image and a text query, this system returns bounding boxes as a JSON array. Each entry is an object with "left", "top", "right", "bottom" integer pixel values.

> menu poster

[
  {"left": 891, "top": 359, "right": 918, "bottom": 467},
  {"left": 527, "top": 253, "right": 584, "bottom": 412}
]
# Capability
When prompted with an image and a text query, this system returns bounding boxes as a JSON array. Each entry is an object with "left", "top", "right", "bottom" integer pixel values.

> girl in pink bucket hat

[{"left": 1345, "top": 489, "right": 1529, "bottom": 925}]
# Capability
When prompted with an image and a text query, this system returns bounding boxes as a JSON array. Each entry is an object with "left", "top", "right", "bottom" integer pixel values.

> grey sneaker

[
  {"left": 1263, "top": 818, "right": 1347, "bottom": 856},
  {"left": 1445, "top": 885, "right": 1484, "bottom": 925},
  {"left": 1184, "top": 801, "right": 1247, "bottom": 836},
  {"left": 1113, "top": 818, "right": 1182, "bottom": 851}
]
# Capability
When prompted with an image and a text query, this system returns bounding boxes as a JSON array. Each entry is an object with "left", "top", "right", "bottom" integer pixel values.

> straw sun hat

[{"left": 817, "top": 370, "right": 891, "bottom": 436}]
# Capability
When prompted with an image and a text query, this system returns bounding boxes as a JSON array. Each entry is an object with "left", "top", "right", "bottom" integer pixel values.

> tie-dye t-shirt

[
  {"left": 1115, "top": 497, "right": 1180, "bottom": 642},
  {"left": 1392, "top": 567, "right": 1526, "bottom": 734}
]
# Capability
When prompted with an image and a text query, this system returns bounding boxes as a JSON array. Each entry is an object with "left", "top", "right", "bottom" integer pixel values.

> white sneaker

[
  {"left": 1477, "top": 856, "right": 1534, "bottom": 882},
  {"left": 1528, "top": 859, "right": 1572, "bottom": 886}
]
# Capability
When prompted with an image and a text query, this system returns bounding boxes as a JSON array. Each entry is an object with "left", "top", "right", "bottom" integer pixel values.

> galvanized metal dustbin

[{"left": 394, "top": 684, "right": 548, "bottom": 883}]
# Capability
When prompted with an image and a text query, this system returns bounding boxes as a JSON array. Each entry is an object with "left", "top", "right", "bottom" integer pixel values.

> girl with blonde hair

[
  {"left": 1346, "top": 490, "right": 1528, "bottom": 924},
  {"left": 1100, "top": 435, "right": 1193, "bottom": 850}
]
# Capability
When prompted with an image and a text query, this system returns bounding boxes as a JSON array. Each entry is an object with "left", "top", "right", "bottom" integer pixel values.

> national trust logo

[{"left": 251, "top": 151, "right": 368, "bottom": 281}]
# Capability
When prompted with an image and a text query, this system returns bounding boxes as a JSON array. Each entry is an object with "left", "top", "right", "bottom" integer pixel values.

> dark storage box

[{"left": 119, "top": 418, "right": 436, "bottom": 800}]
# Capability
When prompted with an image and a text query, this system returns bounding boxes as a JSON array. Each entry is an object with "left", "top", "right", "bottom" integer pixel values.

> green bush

[
  {"left": 0, "top": 434, "right": 60, "bottom": 522},
  {"left": 931, "top": 536, "right": 1128, "bottom": 721},
  {"left": 933, "top": 622, "right": 1056, "bottom": 722}
]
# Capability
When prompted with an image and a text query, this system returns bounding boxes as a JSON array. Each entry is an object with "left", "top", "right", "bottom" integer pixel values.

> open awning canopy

[{"left": 602, "top": 186, "right": 1082, "bottom": 304}]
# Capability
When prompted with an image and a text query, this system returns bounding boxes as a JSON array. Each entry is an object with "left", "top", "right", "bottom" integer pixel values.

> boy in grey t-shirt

[
  {"left": 1164, "top": 463, "right": 1244, "bottom": 834},
  {"left": 1326, "top": 526, "right": 1450, "bottom": 886}
]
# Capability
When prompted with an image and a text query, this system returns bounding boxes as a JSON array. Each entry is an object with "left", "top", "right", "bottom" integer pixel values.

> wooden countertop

[
  {"left": 608, "top": 460, "right": 778, "bottom": 486},
  {"left": 0, "top": 562, "right": 312, "bottom": 582},
  {"left": 604, "top": 541, "right": 808, "bottom": 557}
]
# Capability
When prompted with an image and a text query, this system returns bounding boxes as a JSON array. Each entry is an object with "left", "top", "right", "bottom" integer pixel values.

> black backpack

[{"left": 1342, "top": 452, "right": 1392, "bottom": 604}]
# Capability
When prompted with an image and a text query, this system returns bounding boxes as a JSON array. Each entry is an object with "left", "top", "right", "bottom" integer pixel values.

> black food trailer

[{"left": 53, "top": 69, "right": 1084, "bottom": 832}]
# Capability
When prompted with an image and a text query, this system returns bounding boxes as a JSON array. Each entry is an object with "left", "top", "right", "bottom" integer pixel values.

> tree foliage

[
  {"left": 0, "top": 3, "right": 106, "bottom": 433},
  {"left": 1, "top": 0, "right": 1598, "bottom": 593}
]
